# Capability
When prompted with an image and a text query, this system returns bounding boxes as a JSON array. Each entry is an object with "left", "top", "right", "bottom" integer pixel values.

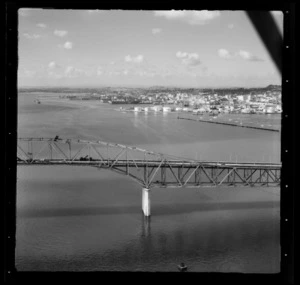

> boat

[{"left": 177, "top": 263, "right": 188, "bottom": 272}]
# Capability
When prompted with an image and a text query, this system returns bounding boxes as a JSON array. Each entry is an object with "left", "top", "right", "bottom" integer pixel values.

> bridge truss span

[{"left": 17, "top": 137, "right": 281, "bottom": 189}]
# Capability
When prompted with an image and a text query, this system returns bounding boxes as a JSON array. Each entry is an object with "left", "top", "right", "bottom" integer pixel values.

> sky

[{"left": 18, "top": 9, "right": 283, "bottom": 88}]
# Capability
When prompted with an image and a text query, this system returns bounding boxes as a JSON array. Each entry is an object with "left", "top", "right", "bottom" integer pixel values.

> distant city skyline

[{"left": 18, "top": 9, "right": 283, "bottom": 88}]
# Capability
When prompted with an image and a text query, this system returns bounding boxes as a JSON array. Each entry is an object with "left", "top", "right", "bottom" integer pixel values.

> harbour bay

[{"left": 16, "top": 92, "right": 280, "bottom": 272}]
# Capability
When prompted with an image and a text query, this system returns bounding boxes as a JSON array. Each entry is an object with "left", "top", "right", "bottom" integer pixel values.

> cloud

[
  {"left": 124, "top": 54, "right": 144, "bottom": 63},
  {"left": 37, "top": 23, "right": 47, "bottom": 28},
  {"left": 63, "top": 41, "right": 73, "bottom": 49},
  {"left": 152, "top": 28, "right": 162, "bottom": 35},
  {"left": 154, "top": 10, "right": 220, "bottom": 25},
  {"left": 54, "top": 30, "right": 68, "bottom": 37},
  {"left": 238, "top": 50, "right": 264, "bottom": 62},
  {"left": 108, "top": 71, "right": 122, "bottom": 76},
  {"left": 18, "top": 68, "right": 36, "bottom": 77},
  {"left": 64, "top": 66, "right": 85, "bottom": 77},
  {"left": 87, "top": 10, "right": 104, "bottom": 14},
  {"left": 218, "top": 49, "right": 264, "bottom": 62},
  {"left": 134, "top": 70, "right": 157, "bottom": 77},
  {"left": 48, "top": 71, "right": 64, "bottom": 79},
  {"left": 176, "top": 51, "right": 201, "bottom": 66},
  {"left": 23, "top": 33, "right": 41, "bottom": 39},
  {"left": 48, "top": 61, "right": 61, "bottom": 69},
  {"left": 228, "top": 23, "right": 234, "bottom": 29},
  {"left": 18, "top": 8, "right": 32, "bottom": 17},
  {"left": 218, "top": 48, "right": 234, "bottom": 59},
  {"left": 96, "top": 66, "right": 104, "bottom": 76},
  {"left": 271, "top": 11, "right": 283, "bottom": 17}
]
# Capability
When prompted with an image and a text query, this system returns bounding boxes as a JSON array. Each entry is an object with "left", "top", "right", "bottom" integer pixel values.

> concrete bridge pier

[{"left": 142, "top": 188, "right": 151, "bottom": 217}]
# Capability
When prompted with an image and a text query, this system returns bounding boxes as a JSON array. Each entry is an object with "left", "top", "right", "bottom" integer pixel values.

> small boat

[{"left": 177, "top": 263, "right": 188, "bottom": 272}]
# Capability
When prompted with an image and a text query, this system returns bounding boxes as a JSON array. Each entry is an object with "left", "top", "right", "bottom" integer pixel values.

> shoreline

[{"left": 29, "top": 97, "right": 281, "bottom": 131}]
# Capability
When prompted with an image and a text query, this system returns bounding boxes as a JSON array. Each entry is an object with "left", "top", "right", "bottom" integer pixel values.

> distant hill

[
  {"left": 18, "top": 84, "right": 281, "bottom": 94},
  {"left": 265, "top": 84, "right": 281, "bottom": 90}
]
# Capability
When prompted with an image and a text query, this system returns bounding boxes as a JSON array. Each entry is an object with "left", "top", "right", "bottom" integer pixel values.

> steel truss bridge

[{"left": 17, "top": 137, "right": 281, "bottom": 189}]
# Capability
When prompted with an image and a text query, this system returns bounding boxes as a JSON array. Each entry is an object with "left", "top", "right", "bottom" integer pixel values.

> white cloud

[
  {"left": 271, "top": 11, "right": 283, "bottom": 17},
  {"left": 152, "top": 28, "right": 162, "bottom": 35},
  {"left": 87, "top": 10, "right": 104, "bottom": 14},
  {"left": 18, "top": 68, "right": 36, "bottom": 77},
  {"left": 19, "top": 8, "right": 42, "bottom": 17},
  {"left": 97, "top": 66, "right": 104, "bottom": 76},
  {"left": 218, "top": 48, "right": 233, "bottom": 59},
  {"left": 238, "top": 50, "right": 264, "bottom": 62},
  {"left": 54, "top": 30, "right": 68, "bottom": 37},
  {"left": 218, "top": 49, "right": 264, "bottom": 62},
  {"left": 37, "top": 23, "right": 47, "bottom": 28},
  {"left": 48, "top": 71, "right": 63, "bottom": 79},
  {"left": 123, "top": 69, "right": 129, "bottom": 75},
  {"left": 23, "top": 33, "right": 41, "bottom": 39},
  {"left": 134, "top": 70, "right": 156, "bottom": 77},
  {"left": 64, "top": 66, "right": 85, "bottom": 77},
  {"left": 176, "top": 51, "right": 201, "bottom": 66},
  {"left": 48, "top": 61, "right": 61, "bottom": 69},
  {"left": 124, "top": 54, "right": 144, "bottom": 63},
  {"left": 154, "top": 10, "right": 221, "bottom": 25},
  {"left": 228, "top": 23, "right": 234, "bottom": 29},
  {"left": 108, "top": 71, "right": 121, "bottom": 76},
  {"left": 18, "top": 8, "right": 32, "bottom": 17},
  {"left": 63, "top": 41, "right": 73, "bottom": 49}
]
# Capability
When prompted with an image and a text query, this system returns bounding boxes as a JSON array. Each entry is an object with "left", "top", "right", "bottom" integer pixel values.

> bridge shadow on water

[{"left": 18, "top": 200, "right": 280, "bottom": 218}]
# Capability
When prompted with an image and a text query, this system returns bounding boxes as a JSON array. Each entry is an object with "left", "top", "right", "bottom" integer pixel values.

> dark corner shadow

[{"left": 18, "top": 200, "right": 280, "bottom": 219}]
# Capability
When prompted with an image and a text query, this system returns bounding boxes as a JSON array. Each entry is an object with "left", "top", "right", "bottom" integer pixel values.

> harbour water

[{"left": 16, "top": 92, "right": 281, "bottom": 272}]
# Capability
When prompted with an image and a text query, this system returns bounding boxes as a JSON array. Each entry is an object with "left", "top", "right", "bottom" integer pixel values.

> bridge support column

[{"left": 142, "top": 188, "right": 151, "bottom": 217}]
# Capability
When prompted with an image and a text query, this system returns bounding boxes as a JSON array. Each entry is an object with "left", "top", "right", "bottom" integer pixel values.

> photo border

[{"left": 4, "top": 1, "right": 295, "bottom": 284}]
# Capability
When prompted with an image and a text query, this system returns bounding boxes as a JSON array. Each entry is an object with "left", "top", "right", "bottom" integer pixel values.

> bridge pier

[{"left": 142, "top": 188, "right": 151, "bottom": 217}]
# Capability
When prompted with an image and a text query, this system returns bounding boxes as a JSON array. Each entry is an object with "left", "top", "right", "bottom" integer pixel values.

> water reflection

[
  {"left": 141, "top": 215, "right": 151, "bottom": 238},
  {"left": 16, "top": 188, "right": 280, "bottom": 272},
  {"left": 17, "top": 200, "right": 280, "bottom": 218}
]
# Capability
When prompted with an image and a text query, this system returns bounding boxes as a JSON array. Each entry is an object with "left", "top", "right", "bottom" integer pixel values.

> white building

[
  {"left": 244, "top": 94, "right": 251, "bottom": 102},
  {"left": 275, "top": 105, "right": 282, "bottom": 113},
  {"left": 237, "top": 95, "right": 244, "bottom": 101},
  {"left": 163, "top": 106, "right": 171, "bottom": 112},
  {"left": 151, "top": 106, "right": 162, "bottom": 112}
]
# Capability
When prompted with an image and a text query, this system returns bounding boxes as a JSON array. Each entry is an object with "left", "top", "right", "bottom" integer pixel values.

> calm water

[{"left": 16, "top": 92, "right": 281, "bottom": 272}]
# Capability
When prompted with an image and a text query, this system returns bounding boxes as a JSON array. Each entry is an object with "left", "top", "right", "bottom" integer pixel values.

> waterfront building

[
  {"left": 152, "top": 106, "right": 162, "bottom": 112},
  {"left": 237, "top": 95, "right": 244, "bottom": 101},
  {"left": 241, "top": 108, "right": 251, "bottom": 114},
  {"left": 275, "top": 105, "right": 282, "bottom": 113},
  {"left": 265, "top": 105, "right": 276, "bottom": 114}
]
